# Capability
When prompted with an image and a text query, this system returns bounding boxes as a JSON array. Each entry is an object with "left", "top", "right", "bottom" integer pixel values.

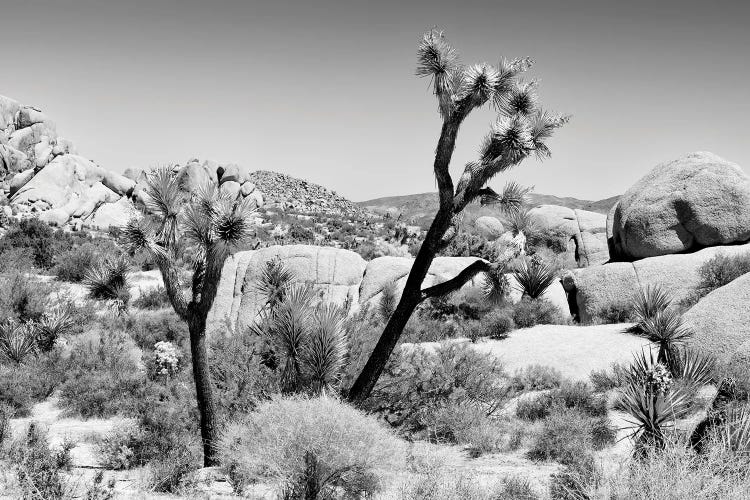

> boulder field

[
  {"left": 609, "top": 152, "right": 750, "bottom": 260},
  {"left": 528, "top": 205, "right": 610, "bottom": 267},
  {"left": 206, "top": 244, "right": 570, "bottom": 335}
]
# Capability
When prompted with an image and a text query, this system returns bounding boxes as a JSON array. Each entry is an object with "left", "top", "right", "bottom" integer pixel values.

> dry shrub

[{"left": 219, "top": 395, "right": 405, "bottom": 496}]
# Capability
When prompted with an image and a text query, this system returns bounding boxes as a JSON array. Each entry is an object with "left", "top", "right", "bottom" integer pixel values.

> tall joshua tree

[
  {"left": 122, "top": 167, "right": 256, "bottom": 466},
  {"left": 348, "top": 31, "right": 568, "bottom": 402}
]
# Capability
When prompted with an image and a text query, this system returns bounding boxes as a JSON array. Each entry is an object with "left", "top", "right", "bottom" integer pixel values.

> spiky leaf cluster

[
  {"left": 0, "top": 320, "right": 37, "bottom": 364},
  {"left": 513, "top": 255, "right": 556, "bottom": 299}
]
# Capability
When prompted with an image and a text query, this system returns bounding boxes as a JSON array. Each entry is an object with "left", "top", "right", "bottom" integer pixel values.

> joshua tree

[
  {"left": 122, "top": 167, "right": 256, "bottom": 466},
  {"left": 348, "top": 31, "right": 568, "bottom": 402}
]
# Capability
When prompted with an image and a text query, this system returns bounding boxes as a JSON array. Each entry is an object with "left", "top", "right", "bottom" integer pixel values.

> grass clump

[
  {"left": 511, "top": 364, "right": 564, "bottom": 392},
  {"left": 219, "top": 396, "right": 405, "bottom": 496}
]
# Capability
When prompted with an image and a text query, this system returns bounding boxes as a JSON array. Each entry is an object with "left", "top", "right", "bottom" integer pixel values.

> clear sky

[{"left": 3, "top": 0, "right": 749, "bottom": 201}]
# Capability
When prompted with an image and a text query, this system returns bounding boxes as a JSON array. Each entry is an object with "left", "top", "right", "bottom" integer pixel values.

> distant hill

[{"left": 357, "top": 192, "right": 620, "bottom": 227}]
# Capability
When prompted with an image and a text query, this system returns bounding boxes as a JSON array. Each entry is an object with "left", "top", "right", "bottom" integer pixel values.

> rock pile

[
  {"left": 529, "top": 204, "right": 609, "bottom": 267},
  {"left": 248, "top": 170, "right": 369, "bottom": 219}
]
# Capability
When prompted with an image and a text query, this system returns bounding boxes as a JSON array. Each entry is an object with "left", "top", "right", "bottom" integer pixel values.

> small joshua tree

[
  {"left": 348, "top": 30, "right": 568, "bottom": 402},
  {"left": 122, "top": 167, "right": 256, "bottom": 466}
]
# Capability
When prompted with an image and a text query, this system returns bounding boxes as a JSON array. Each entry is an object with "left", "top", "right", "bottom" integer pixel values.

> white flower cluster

[
  {"left": 153, "top": 341, "right": 179, "bottom": 377},
  {"left": 647, "top": 363, "right": 673, "bottom": 394}
]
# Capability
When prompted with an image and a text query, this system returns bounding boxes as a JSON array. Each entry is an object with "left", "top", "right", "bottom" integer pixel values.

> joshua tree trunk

[{"left": 188, "top": 312, "right": 219, "bottom": 466}]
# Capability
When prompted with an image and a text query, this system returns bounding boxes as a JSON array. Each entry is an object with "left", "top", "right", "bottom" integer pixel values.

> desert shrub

[
  {"left": 0, "top": 247, "right": 35, "bottom": 274},
  {"left": 369, "top": 342, "right": 512, "bottom": 428},
  {"left": 9, "top": 423, "right": 72, "bottom": 499},
  {"left": 0, "top": 218, "right": 57, "bottom": 269},
  {"left": 527, "top": 407, "right": 593, "bottom": 464},
  {"left": 0, "top": 272, "right": 51, "bottom": 322},
  {"left": 397, "top": 471, "right": 540, "bottom": 500},
  {"left": 511, "top": 365, "right": 564, "bottom": 392},
  {"left": 481, "top": 310, "right": 515, "bottom": 339},
  {"left": 104, "top": 309, "right": 188, "bottom": 351},
  {"left": 512, "top": 297, "right": 565, "bottom": 328},
  {"left": 0, "top": 402, "right": 12, "bottom": 447},
  {"left": 592, "top": 303, "right": 633, "bottom": 324},
  {"left": 549, "top": 453, "right": 601, "bottom": 500},
  {"left": 53, "top": 241, "right": 121, "bottom": 283},
  {"left": 589, "top": 362, "right": 629, "bottom": 392},
  {"left": 608, "top": 441, "right": 750, "bottom": 499},
  {"left": 58, "top": 329, "right": 145, "bottom": 418},
  {"left": 219, "top": 396, "right": 405, "bottom": 496},
  {"left": 0, "top": 353, "right": 63, "bottom": 416},
  {"left": 590, "top": 416, "right": 617, "bottom": 449},
  {"left": 692, "top": 252, "right": 750, "bottom": 302},
  {"left": 131, "top": 286, "right": 171, "bottom": 310},
  {"left": 402, "top": 316, "right": 459, "bottom": 343},
  {"left": 209, "top": 329, "right": 280, "bottom": 419},
  {"left": 423, "top": 403, "right": 504, "bottom": 455},
  {"left": 516, "top": 381, "right": 606, "bottom": 421}
]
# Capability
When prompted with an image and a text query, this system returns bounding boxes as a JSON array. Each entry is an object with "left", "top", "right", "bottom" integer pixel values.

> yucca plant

[
  {"left": 35, "top": 307, "right": 75, "bottom": 352},
  {"left": 640, "top": 309, "right": 694, "bottom": 375},
  {"left": 481, "top": 266, "right": 510, "bottom": 304},
  {"left": 617, "top": 350, "right": 693, "bottom": 452},
  {"left": 348, "top": 31, "right": 568, "bottom": 402},
  {"left": 83, "top": 255, "right": 132, "bottom": 312},
  {"left": 676, "top": 348, "right": 715, "bottom": 388},
  {"left": 122, "top": 166, "right": 257, "bottom": 466},
  {"left": 0, "top": 320, "right": 37, "bottom": 364},
  {"left": 303, "top": 303, "right": 348, "bottom": 394},
  {"left": 255, "top": 257, "right": 296, "bottom": 311},
  {"left": 630, "top": 285, "right": 672, "bottom": 333},
  {"left": 721, "top": 404, "right": 750, "bottom": 455},
  {"left": 513, "top": 255, "right": 556, "bottom": 299}
]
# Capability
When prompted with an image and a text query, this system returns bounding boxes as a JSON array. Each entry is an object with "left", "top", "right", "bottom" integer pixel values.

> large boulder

[
  {"left": 610, "top": 152, "right": 750, "bottom": 259},
  {"left": 85, "top": 197, "right": 136, "bottom": 230},
  {"left": 474, "top": 216, "right": 504, "bottom": 240},
  {"left": 684, "top": 273, "right": 750, "bottom": 364},
  {"left": 207, "top": 245, "right": 367, "bottom": 335},
  {"left": 563, "top": 242, "right": 750, "bottom": 322},
  {"left": 529, "top": 205, "right": 609, "bottom": 267}
]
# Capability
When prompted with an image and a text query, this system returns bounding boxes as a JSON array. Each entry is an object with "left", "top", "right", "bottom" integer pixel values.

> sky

[{"left": 2, "top": 0, "right": 749, "bottom": 202}]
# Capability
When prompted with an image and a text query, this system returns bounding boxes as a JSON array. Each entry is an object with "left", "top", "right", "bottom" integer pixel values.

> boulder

[
  {"left": 684, "top": 273, "right": 750, "bottom": 364},
  {"left": 563, "top": 242, "right": 750, "bottom": 322},
  {"left": 16, "top": 106, "right": 49, "bottom": 128},
  {"left": 611, "top": 152, "right": 750, "bottom": 259},
  {"left": 0, "top": 95, "right": 20, "bottom": 131},
  {"left": 175, "top": 159, "right": 217, "bottom": 193},
  {"left": 9, "top": 169, "right": 35, "bottom": 196},
  {"left": 218, "top": 163, "right": 244, "bottom": 184},
  {"left": 528, "top": 204, "right": 609, "bottom": 267},
  {"left": 220, "top": 180, "right": 241, "bottom": 199},
  {"left": 246, "top": 190, "right": 264, "bottom": 208},
  {"left": 475, "top": 216, "right": 504, "bottom": 239},
  {"left": 85, "top": 197, "right": 135, "bottom": 230},
  {"left": 240, "top": 181, "right": 255, "bottom": 197},
  {"left": 10, "top": 154, "right": 124, "bottom": 221},
  {"left": 207, "top": 245, "right": 367, "bottom": 335}
]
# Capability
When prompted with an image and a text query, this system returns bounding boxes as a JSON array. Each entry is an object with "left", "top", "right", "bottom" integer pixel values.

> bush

[
  {"left": 0, "top": 218, "right": 58, "bottom": 269},
  {"left": 589, "top": 362, "right": 629, "bottom": 392},
  {"left": 482, "top": 310, "right": 516, "bottom": 339},
  {"left": 53, "top": 241, "right": 120, "bottom": 283},
  {"left": 591, "top": 416, "right": 617, "bottom": 450},
  {"left": 9, "top": 424, "right": 72, "bottom": 499},
  {"left": 511, "top": 365, "right": 564, "bottom": 392},
  {"left": 694, "top": 252, "right": 750, "bottom": 300},
  {"left": 103, "top": 309, "right": 188, "bottom": 351},
  {"left": 549, "top": 454, "right": 601, "bottom": 500},
  {"left": 0, "top": 272, "right": 51, "bottom": 322},
  {"left": 132, "top": 286, "right": 171, "bottom": 310},
  {"left": 592, "top": 303, "right": 633, "bottom": 324},
  {"left": 369, "top": 342, "right": 512, "bottom": 429},
  {"left": 516, "top": 381, "right": 607, "bottom": 421},
  {"left": 512, "top": 298, "right": 564, "bottom": 328},
  {"left": 0, "top": 353, "right": 63, "bottom": 416},
  {"left": 527, "top": 407, "right": 593, "bottom": 464},
  {"left": 423, "top": 403, "right": 505, "bottom": 455},
  {"left": 58, "top": 329, "right": 145, "bottom": 418},
  {"left": 219, "top": 396, "right": 405, "bottom": 496},
  {"left": 0, "top": 402, "right": 12, "bottom": 447}
]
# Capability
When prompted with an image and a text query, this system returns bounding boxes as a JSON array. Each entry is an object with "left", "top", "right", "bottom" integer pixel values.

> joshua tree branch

[
  {"left": 197, "top": 244, "right": 230, "bottom": 316},
  {"left": 421, "top": 260, "right": 495, "bottom": 299},
  {"left": 155, "top": 255, "right": 189, "bottom": 320}
]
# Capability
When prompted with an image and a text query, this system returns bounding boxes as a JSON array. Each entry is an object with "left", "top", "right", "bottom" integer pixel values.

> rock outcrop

[
  {"left": 562, "top": 242, "right": 750, "bottom": 323},
  {"left": 529, "top": 204, "right": 609, "bottom": 267},
  {"left": 474, "top": 216, "right": 504, "bottom": 240},
  {"left": 609, "top": 152, "right": 750, "bottom": 260},
  {"left": 684, "top": 273, "right": 750, "bottom": 364},
  {"left": 207, "top": 245, "right": 367, "bottom": 335},
  {"left": 248, "top": 170, "right": 368, "bottom": 219}
]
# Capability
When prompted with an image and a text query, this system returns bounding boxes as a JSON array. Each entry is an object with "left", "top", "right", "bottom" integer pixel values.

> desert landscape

[{"left": 1, "top": 2, "right": 750, "bottom": 499}]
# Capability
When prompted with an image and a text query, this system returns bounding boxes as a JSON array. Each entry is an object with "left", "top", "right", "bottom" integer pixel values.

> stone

[
  {"left": 218, "top": 163, "right": 244, "bottom": 184},
  {"left": 684, "top": 273, "right": 750, "bottom": 364},
  {"left": 85, "top": 197, "right": 136, "bottom": 230},
  {"left": 207, "top": 245, "right": 367, "bottom": 335},
  {"left": 247, "top": 189, "right": 264, "bottom": 208},
  {"left": 9, "top": 169, "right": 35, "bottom": 196},
  {"left": 474, "top": 216, "right": 504, "bottom": 239},
  {"left": 0, "top": 95, "right": 20, "bottom": 131},
  {"left": 564, "top": 242, "right": 750, "bottom": 323},
  {"left": 16, "top": 106, "right": 49, "bottom": 128},
  {"left": 220, "top": 180, "right": 241, "bottom": 199},
  {"left": 175, "top": 159, "right": 217, "bottom": 193},
  {"left": 611, "top": 152, "right": 750, "bottom": 259},
  {"left": 528, "top": 204, "right": 609, "bottom": 267},
  {"left": 240, "top": 181, "right": 256, "bottom": 197}
]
